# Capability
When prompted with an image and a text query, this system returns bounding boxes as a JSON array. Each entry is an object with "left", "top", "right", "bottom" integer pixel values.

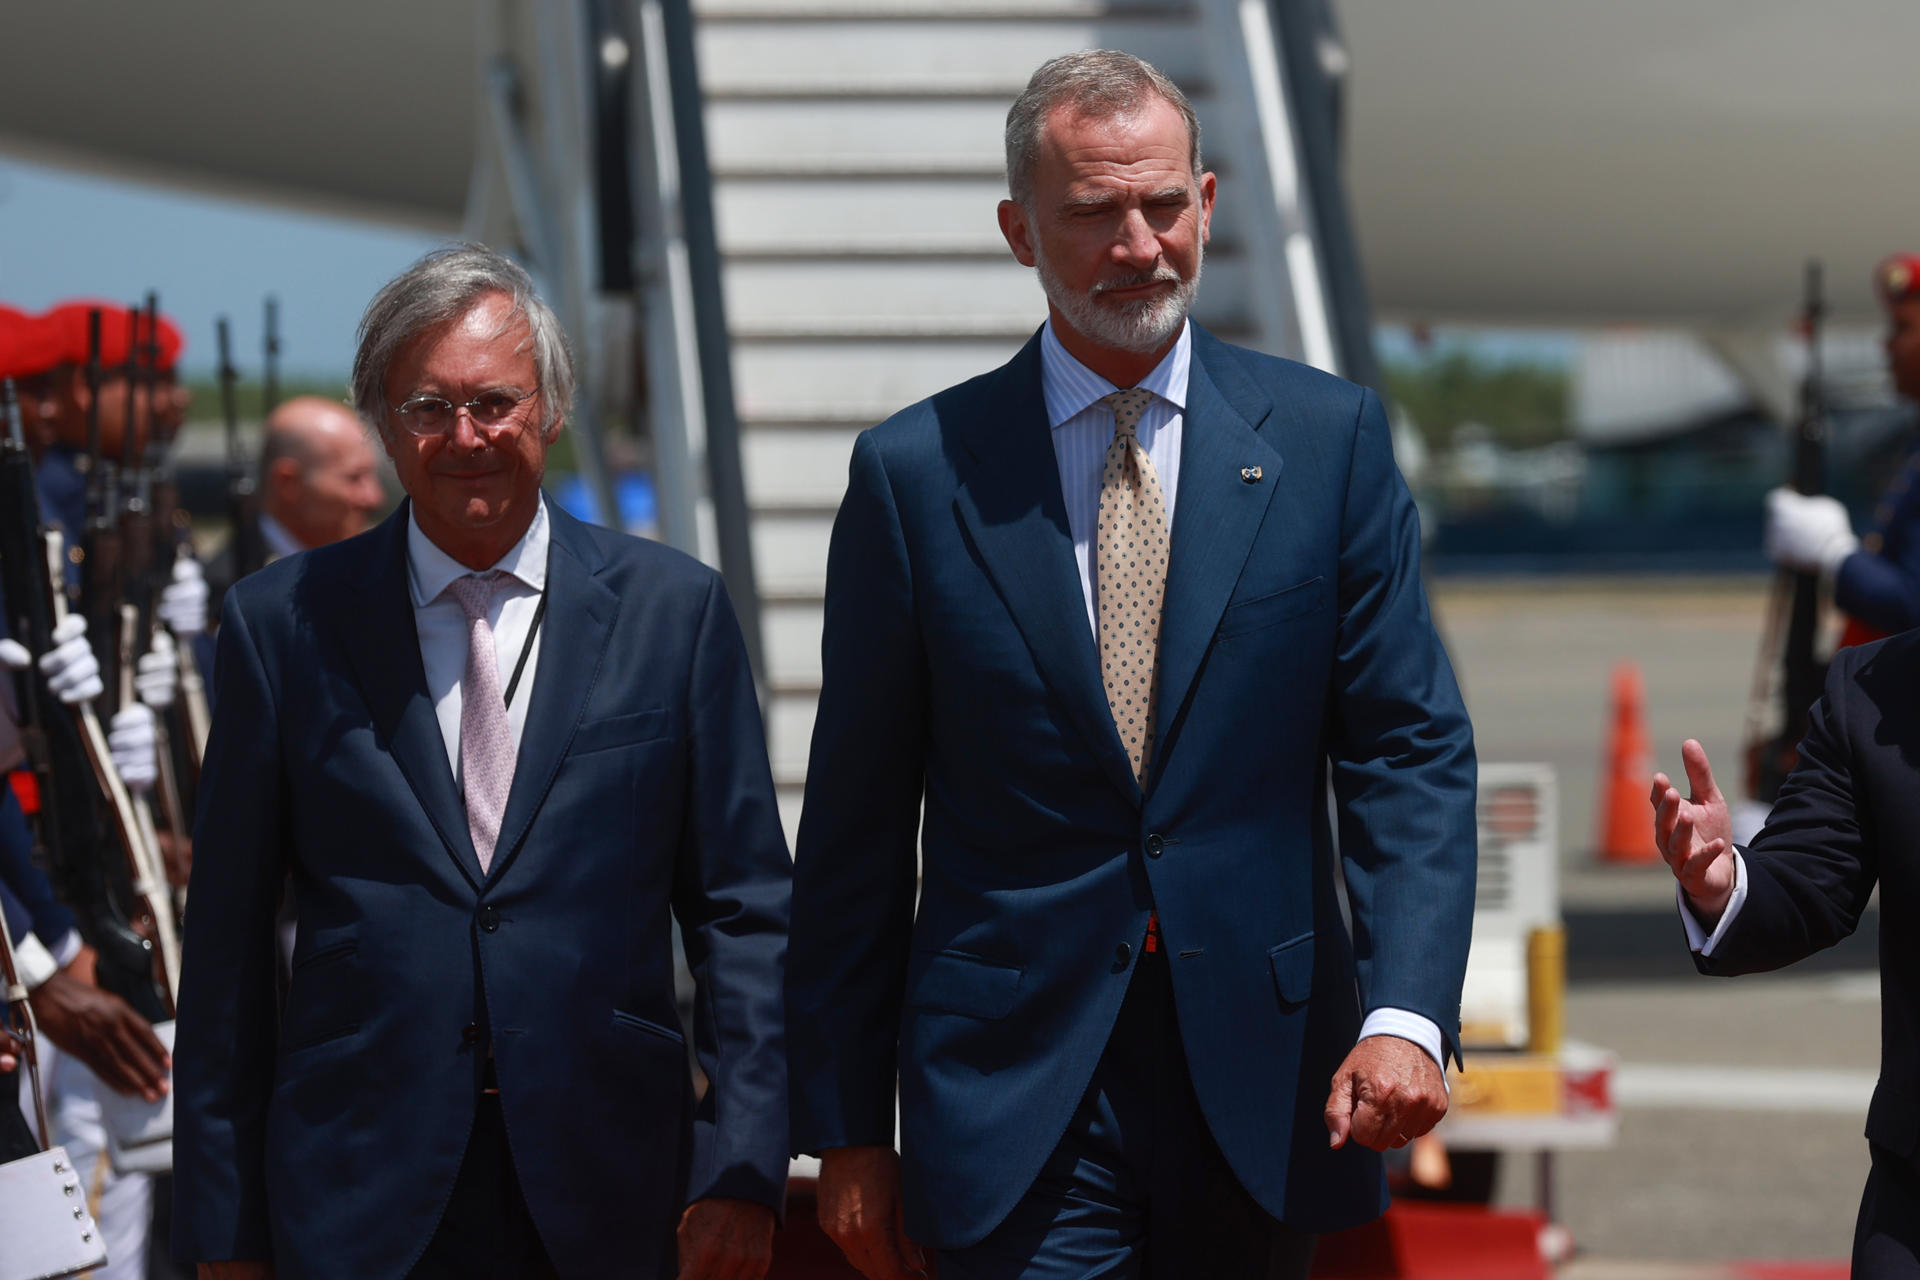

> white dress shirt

[
  {"left": 1678, "top": 849, "right": 1751, "bottom": 955},
  {"left": 1039, "top": 320, "right": 1447, "bottom": 1072},
  {"left": 407, "top": 496, "right": 549, "bottom": 782}
]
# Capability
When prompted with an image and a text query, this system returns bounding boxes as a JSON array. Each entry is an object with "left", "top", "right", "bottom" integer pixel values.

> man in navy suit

[
  {"left": 1655, "top": 656, "right": 1920, "bottom": 1276},
  {"left": 173, "top": 245, "right": 792, "bottom": 1279},
  {"left": 787, "top": 51, "right": 1477, "bottom": 1280}
]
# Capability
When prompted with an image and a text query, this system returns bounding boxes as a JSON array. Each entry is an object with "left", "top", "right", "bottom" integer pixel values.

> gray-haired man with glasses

[{"left": 172, "top": 243, "right": 793, "bottom": 1280}]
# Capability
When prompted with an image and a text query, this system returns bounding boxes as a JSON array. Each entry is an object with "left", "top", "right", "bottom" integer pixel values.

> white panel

[
  {"left": 707, "top": 99, "right": 1006, "bottom": 175},
  {"left": 697, "top": 19, "right": 1208, "bottom": 96}
]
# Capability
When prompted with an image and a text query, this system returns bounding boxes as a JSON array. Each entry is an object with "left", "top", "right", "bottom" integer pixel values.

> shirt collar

[
  {"left": 257, "top": 512, "right": 306, "bottom": 560},
  {"left": 406, "top": 493, "right": 550, "bottom": 608},
  {"left": 1040, "top": 317, "right": 1192, "bottom": 430}
]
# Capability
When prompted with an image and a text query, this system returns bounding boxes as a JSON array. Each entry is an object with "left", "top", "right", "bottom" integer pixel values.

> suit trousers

[
  {"left": 937, "top": 947, "right": 1316, "bottom": 1280},
  {"left": 1855, "top": 1144, "right": 1920, "bottom": 1278},
  {"left": 409, "top": 1090, "right": 558, "bottom": 1279}
]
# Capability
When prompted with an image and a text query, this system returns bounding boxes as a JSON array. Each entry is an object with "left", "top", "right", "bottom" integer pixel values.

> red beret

[
  {"left": 39, "top": 301, "right": 185, "bottom": 372},
  {"left": 1877, "top": 254, "right": 1920, "bottom": 308},
  {"left": 0, "top": 305, "right": 65, "bottom": 380}
]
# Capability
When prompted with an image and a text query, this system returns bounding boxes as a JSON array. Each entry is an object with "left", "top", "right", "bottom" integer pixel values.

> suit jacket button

[
  {"left": 1145, "top": 834, "right": 1165, "bottom": 858},
  {"left": 478, "top": 906, "right": 500, "bottom": 933},
  {"left": 461, "top": 1023, "right": 482, "bottom": 1046},
  {"left": 1114, "top": 941, "right": 1133, "bottom": 969}
]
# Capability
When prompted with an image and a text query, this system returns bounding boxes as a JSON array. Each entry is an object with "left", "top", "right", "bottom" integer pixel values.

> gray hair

[
  {"left": 351, "top": 242, "right": 575, "bottom": 436},
  {"left": 1005, "top": 50, "right": 1202, "bottom": 209}
]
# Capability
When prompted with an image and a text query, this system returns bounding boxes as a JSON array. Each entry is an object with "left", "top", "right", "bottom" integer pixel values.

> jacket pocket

[
  {"left": 1218, "top": 576, "right": 1326, "bottom": 639},
  {"left": 906, "top": 950, "right": 1023, "bottom": 1021},
  {"left": 1269, "top": 931, "right": 1317, "bottom": 1008},
  {"left": 572, "top": 708, "right": 671, "bottom": 757},
  {"left": 611, "top": 1008, "right": 687, "bottom": 1047}
]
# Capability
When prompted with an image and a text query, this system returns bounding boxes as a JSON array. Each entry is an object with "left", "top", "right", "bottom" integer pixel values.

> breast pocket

[
  {"left": 571, "top": 707, "right": 671, "bottom": 757},
  {"left": 1217, "top": 576, "right": 1327, "bottom": 640}
]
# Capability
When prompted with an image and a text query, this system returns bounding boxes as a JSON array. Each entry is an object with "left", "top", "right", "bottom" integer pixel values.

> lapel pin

[{"left": 1240, "top": 466, "right": 1263, "bottom": 483}]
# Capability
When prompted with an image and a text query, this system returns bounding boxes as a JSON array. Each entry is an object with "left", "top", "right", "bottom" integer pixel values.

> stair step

[
  {"left": 733, "top": 336, "right": 1027, "bottom": 422},
  {"left": 767, "top": 689, "right": 819, "bottom": 785},
  {"left": 714, "top": 175, "right": 1248, "bottom": 258},
  {"left": 752, "top": 510, "right": 839, "bottom": 597},
  {"left": 743, "top": 426, "right": 863, "bottom": 510},
  {"left": 764, "top": 598, "right": 828, "bottom": 687},
  {"left": 697, "top": 18, "right": 1207, "bottom": 98},
  {"left": 721, "top": 255, "right": 1253, "bottom": 339}
]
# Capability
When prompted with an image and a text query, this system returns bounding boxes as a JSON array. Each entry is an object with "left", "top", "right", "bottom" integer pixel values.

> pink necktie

[{"left": 448, "top": 572, "right": 515, "bottom": 874}]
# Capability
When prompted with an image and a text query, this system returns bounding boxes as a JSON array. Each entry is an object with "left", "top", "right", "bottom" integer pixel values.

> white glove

[
  {"left": 1764, "top": 487, "right": 1859, "bottom": 575},
  {"left": 108, "top": 703, "right": 158, "bottom": 792},
  {"left": 158, "top": 557, "right": 209, "bottom": 636},
  {"left": 0, "top": 614, "right": 103, "bottom": 705},
  {"left": 136, "top": 631, "right": 179, "bottom": 709}
]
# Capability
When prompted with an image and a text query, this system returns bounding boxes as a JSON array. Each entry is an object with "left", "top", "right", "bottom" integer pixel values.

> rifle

[
  {"left": 1745, "top": 261, "right": 1830, "bottom": 804},
  {"left": 219, "top": 318, "right": 266, "bottom": 583},
  {"left": 263, "top": 294, "right": 281, "bottom": 417},
  {"left": 0, "top": 382, "right": 169, "bottom": 1022}
]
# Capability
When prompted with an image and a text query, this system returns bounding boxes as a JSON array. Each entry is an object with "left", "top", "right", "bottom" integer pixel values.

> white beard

[{"left": 1034, "top": 239, "right": 1202, "bottom": 355}]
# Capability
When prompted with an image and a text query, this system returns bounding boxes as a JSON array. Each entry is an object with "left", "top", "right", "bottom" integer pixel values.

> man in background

[{"left": 205, "top": 395, "right": 386, "bottom": 616}]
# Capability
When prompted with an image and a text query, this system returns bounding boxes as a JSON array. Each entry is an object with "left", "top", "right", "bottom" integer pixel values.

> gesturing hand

[
  {"left": 817, "top": 1145, "right": 934, "bottom": 1279},
  {"left": 1324, "top": 1034, "right": 1448, "bottom": 1152},
  {"left": 1650, "top": 738, "right": 1737, "bottom": 924},
  {"left": 677, "top": 1196, "right": 775, "bottom": 1280}
]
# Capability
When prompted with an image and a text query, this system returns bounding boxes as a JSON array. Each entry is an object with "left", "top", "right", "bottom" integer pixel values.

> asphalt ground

[{"left": 1427, "top": 575, "right": 1877, "bottom": 1269}]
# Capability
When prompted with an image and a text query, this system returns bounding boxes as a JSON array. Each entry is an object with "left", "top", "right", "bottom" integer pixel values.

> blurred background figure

[
  {"left": 206, "top": 395, "right": 382, "bottom": 615},
  {"left": 1764, "top": 254, "right": 1920, "bottom": 643}
]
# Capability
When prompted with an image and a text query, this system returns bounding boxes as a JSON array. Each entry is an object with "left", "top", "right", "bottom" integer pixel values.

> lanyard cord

[{"left": 503, "top": 590, "right": 548, "bottom": 709}]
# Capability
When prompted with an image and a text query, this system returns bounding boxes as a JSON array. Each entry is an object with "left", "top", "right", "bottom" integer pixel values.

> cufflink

[{"left": 1241, "top": 466, "right": 1263, "bottom": 483}]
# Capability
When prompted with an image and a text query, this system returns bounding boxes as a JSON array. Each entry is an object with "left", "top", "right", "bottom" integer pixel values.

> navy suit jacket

[
  {"left": 174, "top": 500, "right": 792, "bottom": 1279},
  {"left": 1696, "top": 630, "right": 1920, "bottom": 1173},
  {"left": 787, "top": 326, "right": 1477, "bottom": 1248}
]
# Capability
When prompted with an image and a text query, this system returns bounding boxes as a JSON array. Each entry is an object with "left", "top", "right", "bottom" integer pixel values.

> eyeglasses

[{"left": 389, "top": 386, "right": 540, "bottom": 436}]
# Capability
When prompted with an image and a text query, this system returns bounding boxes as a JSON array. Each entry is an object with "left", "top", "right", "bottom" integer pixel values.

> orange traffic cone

[{"left": 1597, "top": 661, "right": 1659, "bottom": 864}]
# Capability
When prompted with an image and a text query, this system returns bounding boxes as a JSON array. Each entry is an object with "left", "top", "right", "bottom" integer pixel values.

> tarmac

[{"left": 1428, "top": 575, "right": 1872, "bottom": 1274}]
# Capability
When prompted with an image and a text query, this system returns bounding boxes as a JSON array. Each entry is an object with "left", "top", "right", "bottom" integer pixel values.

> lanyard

[{"left": 503, "top": 591, "right": 548, "bottom": 710}]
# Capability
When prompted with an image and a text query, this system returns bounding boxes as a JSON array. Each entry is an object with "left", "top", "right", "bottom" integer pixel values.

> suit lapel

[
  {"left": 951, "top": 332, "right": 1141, "bottom": 805},
  {"left": 340, "top": 505, "right": 482, "bottom": 894},
  {"left": 1152, "top": 331, "right": 1285, "bottom": 782},
  {"left": 486, "top": 502, "right": 618, "bottom": 885}
]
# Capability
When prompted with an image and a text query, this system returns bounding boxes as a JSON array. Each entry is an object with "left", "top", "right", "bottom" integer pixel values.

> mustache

[{"left": 1090, "top": 267, "right": 1182, "bottom": 296}]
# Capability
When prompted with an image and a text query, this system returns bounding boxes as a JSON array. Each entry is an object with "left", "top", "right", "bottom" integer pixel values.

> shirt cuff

[
  {"left": 47, "top": 928, "right": 82, "bottom": 973},
  {"left": 1359, "top": 1007, "right": 1446, "bottom": 1072},
  {"left": 1677, "top": 849, "right": 1748, "bottom": 955},
  {"left": 14, "top": 931, "right": 58, "bottom": 992}
]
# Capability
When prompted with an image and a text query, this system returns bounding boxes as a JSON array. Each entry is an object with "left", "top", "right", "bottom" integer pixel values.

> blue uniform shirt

[{"left": 1836, "top": 435, "right": 1920, "bottom": 634}]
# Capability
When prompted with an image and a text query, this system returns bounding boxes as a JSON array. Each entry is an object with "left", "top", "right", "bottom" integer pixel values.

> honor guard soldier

[{"left": 1764, "top": 253, "right": 1920, "bottom": 643}]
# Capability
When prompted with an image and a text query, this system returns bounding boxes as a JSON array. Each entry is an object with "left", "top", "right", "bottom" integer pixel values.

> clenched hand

[
  {"left": 1324, "top": 1034, "right": 1448, "bottom": 1152},
  {"left": 817, "top": 1145, "right": 934, "bottom": 1279}
]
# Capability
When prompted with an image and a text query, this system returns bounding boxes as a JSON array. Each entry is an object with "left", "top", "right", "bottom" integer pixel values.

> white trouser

[{"left": 25, "top": 1040, "right": 153, "bottom": 1280}]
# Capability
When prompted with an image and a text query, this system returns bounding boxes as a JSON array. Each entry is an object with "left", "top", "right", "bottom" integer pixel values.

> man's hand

[
  {"left": 1, "top": 1028, "right": 20, "bottom": 1074},
  {"left": 198, "top": 1262, "right": 275, "bottom": 1280},
  {"left": 29, "top": 960, "right": 170, "bottom": 1102},
  {"left": 1651, "top": 738, "right": 1737, "bottom": 925},
  {"left": 817, "top": 1146, "right": 934, "bottom": 1279},
  {"left": 1325, "top": 1035, "right": 1448, "bottom": 1152},
  {"left": 677, "top": 1196, "right": 775, "bottom": 1280}
]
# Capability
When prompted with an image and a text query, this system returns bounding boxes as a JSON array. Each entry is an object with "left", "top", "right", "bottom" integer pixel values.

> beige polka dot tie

[{"left": 1096, "top": 387, "right": 1169, "bottom": 786}]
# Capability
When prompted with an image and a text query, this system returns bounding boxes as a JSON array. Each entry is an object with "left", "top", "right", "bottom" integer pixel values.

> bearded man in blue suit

[
  {"left": 173, "top": 245, "right": 792, "bottom": 1280},
  {"left": 787, "top": 52, "right": 1478, "bottom": 1280}
]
